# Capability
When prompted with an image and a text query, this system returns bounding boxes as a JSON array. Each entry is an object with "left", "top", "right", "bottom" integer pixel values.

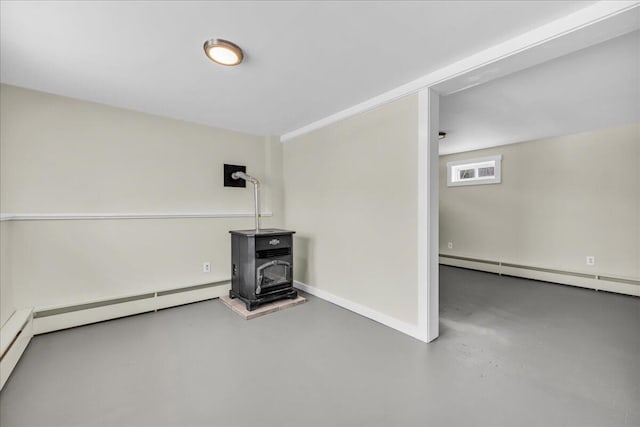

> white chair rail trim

[{"left": 0, "top": 211, "right": 273, "bottom": 221}]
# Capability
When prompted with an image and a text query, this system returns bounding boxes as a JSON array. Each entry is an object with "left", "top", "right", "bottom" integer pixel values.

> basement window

[{"left": 447, "top": 155, "right": 502, "bottom": 187}]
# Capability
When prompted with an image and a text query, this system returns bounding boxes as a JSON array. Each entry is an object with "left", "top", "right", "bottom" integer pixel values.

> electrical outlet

[
  {"left": 203, "top": 262, "right": 211, "bottom": 273},
  {"left": 448, "top": 241, "right": 453, "bottom": 249},
  {"left": 586, "top": 256, "right": 595, "bottom": 266}
]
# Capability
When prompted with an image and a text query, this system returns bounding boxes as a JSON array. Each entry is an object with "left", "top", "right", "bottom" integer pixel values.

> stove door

[{"left": 256, "top": 260, "right": 291, "bottom": 295}]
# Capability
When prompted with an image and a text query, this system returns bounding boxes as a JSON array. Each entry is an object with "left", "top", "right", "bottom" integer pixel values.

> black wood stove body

[{"left": 229, "top": 228, "right": 297, "bottom": 311}]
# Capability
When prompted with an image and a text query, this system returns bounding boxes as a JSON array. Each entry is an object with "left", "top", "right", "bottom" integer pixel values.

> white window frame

[{"left": 447, "top": 155, "right": 502, "bottom": 187}]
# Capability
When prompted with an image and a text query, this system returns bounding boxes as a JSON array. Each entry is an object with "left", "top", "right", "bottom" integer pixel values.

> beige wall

[
  {"left": 0, "top": 221, "right": 13, "bottom": 326},
  {"left": 0, "top": 84, "right": 282, "bottom": 309},
  {"left": 439, "top": 123, "right": 640, "bottom": 279},
  {"left": 0, "top": 84, "right": 277, "bottom": 214},
  {"left": 283, "top": 95, "right": 419, "bottom": 325}
]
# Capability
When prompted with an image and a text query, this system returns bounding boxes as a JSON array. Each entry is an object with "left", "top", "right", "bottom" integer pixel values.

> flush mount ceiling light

[{"left": 203, "top": 39, "right": 244, "bottom": 66}]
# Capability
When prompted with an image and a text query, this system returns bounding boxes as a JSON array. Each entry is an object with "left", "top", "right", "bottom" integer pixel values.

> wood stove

[{"left": 229, "top": 228, "right": 297, "bottom": 311}]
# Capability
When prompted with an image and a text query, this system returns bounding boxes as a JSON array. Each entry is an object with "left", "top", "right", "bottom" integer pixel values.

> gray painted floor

[{"left": 1, "top": 266, "right": 639, "bottom": 427}]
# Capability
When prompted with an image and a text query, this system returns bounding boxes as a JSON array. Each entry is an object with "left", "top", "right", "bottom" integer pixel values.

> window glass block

[
  {"left": 459, "top": 169, "right": 475, "bottom": 179},
  {"left": 478, "top": 166, "right": 495, "bottom": 177}
]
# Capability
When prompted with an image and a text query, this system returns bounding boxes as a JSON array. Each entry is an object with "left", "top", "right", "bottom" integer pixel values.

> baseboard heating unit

[
  {"left": 0, "top": 280, "right": 230, "bottom": 391},
  {"left": 32, "top": 279, "right": 230, "bottom": 335},
  {"left": 0, "top": 309, "right": 33, "bottom": 389},
  {"left": 439, "top": 254, "right": 639, "bottom": 297}
]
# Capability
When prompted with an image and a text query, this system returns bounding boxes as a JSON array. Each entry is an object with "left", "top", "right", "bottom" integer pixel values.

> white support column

[{"left": 417, "top": 88, "right": 439, "bottom": 342}]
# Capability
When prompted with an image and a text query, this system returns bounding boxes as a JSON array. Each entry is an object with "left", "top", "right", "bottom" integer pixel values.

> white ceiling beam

[{"left": 280, "top": 1, "right": 640, "bottom": 143}]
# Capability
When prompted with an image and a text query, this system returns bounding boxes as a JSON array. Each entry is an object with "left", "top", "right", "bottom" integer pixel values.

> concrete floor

[{"left": 1, "top": 266, "right": 638, "bottom": 426}]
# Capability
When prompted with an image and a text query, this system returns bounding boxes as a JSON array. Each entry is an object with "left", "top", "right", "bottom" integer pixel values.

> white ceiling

[
  {"left": 439, "top": 30, "right": 640, "bottom": 155},
  {"left": 0, "top": 0, "right": 597, "bottom": 136}
]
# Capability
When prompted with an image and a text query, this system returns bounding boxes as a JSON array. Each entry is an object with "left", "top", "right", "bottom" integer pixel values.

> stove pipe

[{"left": 231, "top": 171, "right": 261, "bottom": 232}]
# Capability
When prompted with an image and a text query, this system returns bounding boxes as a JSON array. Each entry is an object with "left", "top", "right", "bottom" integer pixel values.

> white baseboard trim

[
  {"left": 293, "top": 280, "right": 429, "bottom": 343},
  {"left": 439, "top": 255, "right": 640, "bottom": 297},
  {"left": 1, "top": 309, "right": 34, "bottom": 390}
]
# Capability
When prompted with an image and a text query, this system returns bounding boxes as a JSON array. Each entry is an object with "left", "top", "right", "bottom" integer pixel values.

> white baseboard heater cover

[
  {"left": 0, "top": 309, "right": 34, "bottom": 390},
  {"left": 0, "top": 281, "right": 230, "bottom": 390},
  {"left": 439, "top": 254, "right": 640, "bottom": 296},
  {"left": 32, "top": 280, "right": 231, "bottom": 335}
]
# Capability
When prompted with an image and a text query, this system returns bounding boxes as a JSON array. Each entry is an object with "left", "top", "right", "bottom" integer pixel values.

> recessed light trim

[{"left": 203, "top": 39, "right": 244, "bottom": 66}]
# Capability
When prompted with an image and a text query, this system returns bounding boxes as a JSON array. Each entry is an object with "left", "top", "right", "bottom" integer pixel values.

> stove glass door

[{"left": 256, "top": 260, "right": 291, "bottom": 295}]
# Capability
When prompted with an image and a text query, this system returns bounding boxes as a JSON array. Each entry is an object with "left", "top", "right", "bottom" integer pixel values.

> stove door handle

[{"left": 256, "top": 260, "right": 291, "bottom": 295}]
